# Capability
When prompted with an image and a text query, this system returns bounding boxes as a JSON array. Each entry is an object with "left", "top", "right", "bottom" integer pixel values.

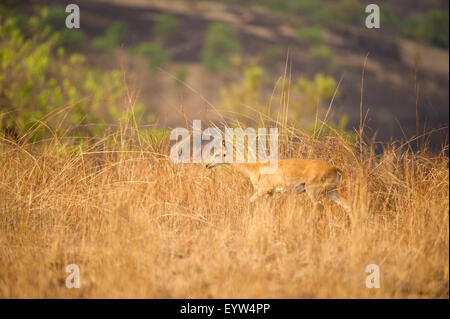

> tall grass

[{"left": 0, "top": 79, "right": 448, "bottom": 298}]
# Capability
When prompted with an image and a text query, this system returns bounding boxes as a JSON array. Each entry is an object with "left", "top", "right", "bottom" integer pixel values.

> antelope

[{"left": 205, "top": 143, "right": 351, "bottom": 214}]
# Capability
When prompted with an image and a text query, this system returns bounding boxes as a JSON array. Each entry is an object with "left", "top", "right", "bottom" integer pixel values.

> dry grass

[{"left": 0, "top": 116, "right": 448, "bottom": 299}]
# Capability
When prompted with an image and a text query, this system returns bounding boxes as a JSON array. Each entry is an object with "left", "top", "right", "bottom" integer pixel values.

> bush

[
  {"left": 56, "top": 29, "right": 85, "bottom": 51},
  {"left": 293, "top": 73, "right": 337, "bottom": 114},
  {"left": 0, "top": 14, "right": 128, "bottom": 139},
  {"left": 296, "top": 27, "right": 324, "bottom": 44},
  {"left": 380, "top": 4, "right": 400, "bottom": 28},
  {"left": 308, "top": 45, "right": 338, "bottom": 68},
  {"left": 334, "top": 0, "right": 363, "bottom": 25},
  {"left": 42, "top": 5, "right": 66, "bottom": 29},
  {"left": 202, "top": 22, "right": 240, "bottom": 71},
  {"left": 154, "top": 13, "right": 179, "bottom": 39},
  {"left": 403, "top": 9, "right": 449, "bottom": 49},
  {"left": 262, "top": 0, "right": 324, "bottom": 15},
  {"left": 92, "top": 21, "right": 128, "bottom": 51},
  {"left": 219, "top": 64, "right": 267, "bottom": 120},
  {"left": 133, "top": 42, "right": 171, "bottom": 71},
  {"left": 41, "top": 6, "right": 86, "bottom": 51}
]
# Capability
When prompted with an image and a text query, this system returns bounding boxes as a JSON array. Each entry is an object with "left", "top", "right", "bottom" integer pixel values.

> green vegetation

[
  {"left": 291, "top": 73, "right": 351, "bottom": 137},
  {"left": 39, "top": 6, "right": 86, "bottom": 51},
  {"left": 372, "top": 4, "right": 449, "bottom": 49},
  {"left": 293, "top": 73, "right": 336, "bottom": 114},
  {"left": 92, "top": 21, "right": 128, "bottom": 51},
  {"left": 218, "top": 61, "right": 348, "bottom": 137},
  {"left": 380, "top": 4, "right": 400, "bottom": 28},
  {"left": 56, "top": 28, "right": 86, "bottom": 51},
  {"left": 296, "top": 27, "right": 324, "bottom": 44},
  {"left": 220, "top": 64, "right": 267, "bottom": 118},
  {"left": 238, "top": 0, "right": 448, "bottom": 50},
  {"left": 0, "top": 10, "right": 129, "bottom": 139},
  {"left": 42, "top": 5, "right": 67, "bottom": 28},
  {"left": 256, "top": 0, "right": 363, "bottom": 25},
  {"left": 295, "top": 26, "right": 337, "bottom": 70},
  {"left": 403, "top": 9, "right": 449, "bottom": 49},
  {"left": 154, "top": 13, "right": 179, "bottom": 39},
  {"left": 139, "top": 127, "right": 169, "bottom": 148},
  {"left": 133, "top": 42, "right": 171, "bottom": 71},
  {"left": 202, "top": 22, "right": 240, "bottom": 71},
  {"left": 308, "top": 45, "right": 338, "bottom": 69},
  {"left": 333, "top": 0, "right": 363, "bottom": 25},
  {"left": 260, "top": 0, "right": 323, "bottom": 16}
]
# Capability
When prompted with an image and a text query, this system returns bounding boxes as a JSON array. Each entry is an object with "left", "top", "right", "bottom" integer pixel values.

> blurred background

[{"left": 1, "top": 0, "right": 448, "bottom": 149}]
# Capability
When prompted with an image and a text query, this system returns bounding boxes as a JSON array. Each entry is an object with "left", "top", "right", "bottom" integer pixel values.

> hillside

[{"left": 18, "top": 0, "right": 449, "bottom": 147}]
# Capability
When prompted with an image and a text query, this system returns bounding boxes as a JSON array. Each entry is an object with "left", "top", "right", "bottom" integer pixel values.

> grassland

[{"left": 0, "top": 105, "right": 448, "bottom": 298}]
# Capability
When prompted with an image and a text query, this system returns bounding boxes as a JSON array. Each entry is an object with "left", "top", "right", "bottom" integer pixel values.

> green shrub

[
  {"left": 403, "top": 9, "right": 449, "bottom": 49},
  {"left": 0, "top": 14, "right": 128, "bottom": 139},
  {"left": 219, "top": 64, "right": 267, "bottom": 119},
  {"left": 42, "top": 5, "right": 66, "bottom": 29},
  {"left": 154, "top": 13, "right": 179, "bottom": 39},
  {"left": 380, "top": 4, "right": 400, "bottom": 28},
  {"left": 335, "top": 0, "right": 363, "bottom": 25},
  {"left": 139, "top": 127, "right": 169, "bottom": 149},
  {"left": 56, "top": 29, "right": 85, "bottom": 51},
  {"left": 295, "top": 73, "right": 336, "bottom": 102},
  {"left": 262, "top": 0, "right": 324, "bottom": 15},
  {"left": 39, "top": 6, "right": 86, "bottom": 51},
  {"left": 133, "top": 42, "right": 171, "bottom": 71},
  {"left": 92, "top": 21, "right": 128, "bottom": 51},
  {"left": 308, "top": 45, "right": 338, "bottom": 68},
  {"left": 202, "top": 22, "right": 240, "bottom": 71},
  {"left": 256, "top": 0, "right": 364, "bottom": 26},
  {"left": 296, "top": 27, "right": 324, "bottom": 44},
  {"left": 426, "top": 10, "right": 449, "bottom": 48},
  {"left": 291, "top": 73, "right": 340, "bottom": 132},
  {"left": 257, "top": 0, "right": 339, "bottom": 25}
]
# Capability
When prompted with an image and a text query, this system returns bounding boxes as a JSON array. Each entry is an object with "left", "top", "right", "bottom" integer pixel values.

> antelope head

[{"left": 205, "top": 141, "right": 229, "bottom": 169}]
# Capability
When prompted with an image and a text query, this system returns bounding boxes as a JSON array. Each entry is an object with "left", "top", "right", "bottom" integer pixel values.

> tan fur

[{"left": 206, "top": 155, "right": 351, "bottom": 213}]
